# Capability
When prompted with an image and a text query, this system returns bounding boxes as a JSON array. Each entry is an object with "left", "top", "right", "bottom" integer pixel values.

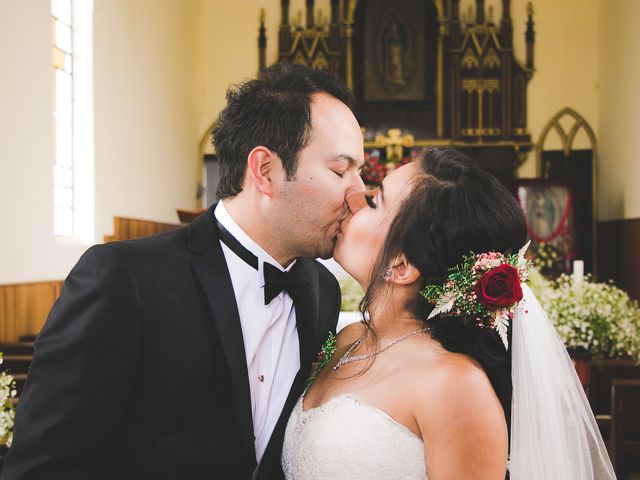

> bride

[{"left": 281, "top": 147, "right": 615, "bottom": 479}]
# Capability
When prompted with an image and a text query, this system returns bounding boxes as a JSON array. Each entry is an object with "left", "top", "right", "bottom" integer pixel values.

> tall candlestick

[{"left": 573, "top": 260, "right": 584, "bottom": 287}]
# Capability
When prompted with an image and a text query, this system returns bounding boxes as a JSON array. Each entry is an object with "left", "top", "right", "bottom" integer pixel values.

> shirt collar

[{"left": 214, "top": 202, "right": 296, "bottom": 284}]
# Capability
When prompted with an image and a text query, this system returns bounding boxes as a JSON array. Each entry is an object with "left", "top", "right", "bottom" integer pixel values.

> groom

[{"left": 1, "top": 64, "right": 365, "bottom": 480}]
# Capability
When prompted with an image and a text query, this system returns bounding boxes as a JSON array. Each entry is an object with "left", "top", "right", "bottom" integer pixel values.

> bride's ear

[{"left": 387, "top": 255, "right": 421, "bottom": 285}]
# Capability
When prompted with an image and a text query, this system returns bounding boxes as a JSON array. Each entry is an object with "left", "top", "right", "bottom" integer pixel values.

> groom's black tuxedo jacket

[{"left": 1, "top": 207, "right": 341, "bottom": 480}]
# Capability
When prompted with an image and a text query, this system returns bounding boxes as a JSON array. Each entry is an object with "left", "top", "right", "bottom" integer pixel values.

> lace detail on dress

[{"left": 282, "top": 394, "right": 428, "bottom": 479}]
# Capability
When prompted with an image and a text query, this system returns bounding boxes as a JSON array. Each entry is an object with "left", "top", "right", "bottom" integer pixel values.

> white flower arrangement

[
  {"left": 528, "top": 268, "right": 640, "bottom": 361},
  {"left": 0, "top": 353, "right": 17, "bottom": 447}
]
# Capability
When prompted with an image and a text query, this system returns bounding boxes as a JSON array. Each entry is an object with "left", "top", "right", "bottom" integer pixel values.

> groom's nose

[
  {"left": 344, "top": 172, "right": 366, "bottom": 207},
  {"left": 346, "top": 188, "right": 379, "bottom": 214},
  {"left": 344, "top": 170, "right": 366, "bottom": 197}
]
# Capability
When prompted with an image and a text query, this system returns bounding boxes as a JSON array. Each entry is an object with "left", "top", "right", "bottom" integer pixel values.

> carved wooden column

[
  {"left": 475, "top": 0, "right": 485, "bottom": 24},
  {"left": 500, "top": 0, "right": 513, "bottom": 47},
  {"left": 306, "top": 0, "right": 315, "bottom": 28},
  {"left": 278, "top": 0, "right": 291, "bottom": 60},
  {"left": 329, "top": 0, "right": 341, "bottom": 50},
  {"left": 501, "top": 0, "right": 512, "bottom": 138},
  {"left": 526, "top": 3, "right": 535, "bottom": 71},
  {"left": 342, "top": 0, "right": 358, "bottom": 90},
  {"left": 437, "top": 19, "right": 446, "bottom": 138},
  {"left": 450, "top": 0, "right": 462, "bottom": 138},
  {"left": 258, "top": 10, "right": 267, "bottom": 73}
]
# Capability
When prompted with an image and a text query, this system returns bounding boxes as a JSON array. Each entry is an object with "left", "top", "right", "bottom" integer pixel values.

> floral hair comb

[{"left": 421, "top": 241, "right": 531, "bottom": 349}]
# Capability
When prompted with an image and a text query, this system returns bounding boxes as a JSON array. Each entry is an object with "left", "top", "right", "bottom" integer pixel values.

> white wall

[
  {"left": 0, "top": 0, "right": 83, "bottom": 283},
  {"left": 0, "top": 0, "right": 201, "bottom": 283}
]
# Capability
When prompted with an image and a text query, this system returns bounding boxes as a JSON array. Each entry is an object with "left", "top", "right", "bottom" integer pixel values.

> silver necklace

[{"left": 332, "top": 326, "right": 430, "bottom": 371}]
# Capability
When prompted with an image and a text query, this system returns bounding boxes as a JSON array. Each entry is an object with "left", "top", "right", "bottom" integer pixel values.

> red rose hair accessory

[{"left": 421, "top": 241, "right": 531, "bottom": 349}]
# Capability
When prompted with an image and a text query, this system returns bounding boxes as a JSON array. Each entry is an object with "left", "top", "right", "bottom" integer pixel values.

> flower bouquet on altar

[
  {"left": 528, "top": 268, "right": 640, "bottom": 361},
  {"left": 0, "top": 353, "right": 17, "bottom": 447}
]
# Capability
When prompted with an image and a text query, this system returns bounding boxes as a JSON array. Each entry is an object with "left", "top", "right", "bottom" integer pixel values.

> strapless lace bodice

[{"left": 282, "top": 394, "right": 428, "bottom": 479}]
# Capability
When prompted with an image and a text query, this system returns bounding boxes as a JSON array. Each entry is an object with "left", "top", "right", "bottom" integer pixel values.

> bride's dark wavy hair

[{"left": 360, "top": 146, "right": 528, "bottom": 436}]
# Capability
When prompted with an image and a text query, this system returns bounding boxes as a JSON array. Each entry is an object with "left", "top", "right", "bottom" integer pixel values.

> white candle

[{"left": 573, "top": 260, "right": 584, "bottom": 287}]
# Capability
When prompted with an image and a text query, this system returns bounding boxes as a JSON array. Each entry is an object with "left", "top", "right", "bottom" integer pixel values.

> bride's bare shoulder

[
  {"left": 410, "top": 350, "right": 508, "bottom": 477},
  {"left": 412, "top": 348, "right": 493, "bottom": 397},
  {"left": 335, "top": 321, "right": 367, "bottom": 349},
  {"left": 411, "top": 349, "right": 507, "bottom": 432}
]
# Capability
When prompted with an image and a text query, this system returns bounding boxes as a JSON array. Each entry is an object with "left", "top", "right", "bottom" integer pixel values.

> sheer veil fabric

[{"left": 510, "top": 285, "right": 616, "bottom": 479}]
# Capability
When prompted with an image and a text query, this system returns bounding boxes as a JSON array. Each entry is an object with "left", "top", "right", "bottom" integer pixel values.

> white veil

[{"left": 510, "top": 285, "right": 616, "bottom": 479}]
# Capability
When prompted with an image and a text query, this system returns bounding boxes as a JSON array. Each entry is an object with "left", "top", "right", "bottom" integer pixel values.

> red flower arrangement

[
  {"left": 361, "top": 150, "right": 387, "bottom": 186},
  {"left": 473, "top": 264, "right": 524, "bottom": 310},
  {"left": 421, "top": 242, "right": 531, "bottom": 349}
]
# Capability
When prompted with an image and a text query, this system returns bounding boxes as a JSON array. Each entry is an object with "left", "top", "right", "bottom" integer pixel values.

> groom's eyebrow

[{"left": 336, "top": 154, "right": 364, "bottom": 171}]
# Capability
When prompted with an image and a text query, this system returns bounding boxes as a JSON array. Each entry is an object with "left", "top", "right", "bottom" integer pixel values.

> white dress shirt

[{"left": 214, "top": 202, "right": 300, "bottom": 464}]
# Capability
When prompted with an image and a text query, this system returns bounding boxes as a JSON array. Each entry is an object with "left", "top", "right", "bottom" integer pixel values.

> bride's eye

[{"left": 365, "top": 194, "right": 377, "bottom": 209}]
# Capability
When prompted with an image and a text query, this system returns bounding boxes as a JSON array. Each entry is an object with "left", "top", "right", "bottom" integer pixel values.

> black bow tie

[
  {"left": 263, "top": 261, "right": 309, "bottom": 305},
  {"left": 215, "top": 217, "right": 309, "bottom": 305}
]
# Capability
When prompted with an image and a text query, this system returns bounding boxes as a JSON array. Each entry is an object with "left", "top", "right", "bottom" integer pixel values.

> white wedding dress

[
  {"left": 281, "top": 393, "right": 427, "bottom": 479},
  {"left": 282, "top": 287, "right": 615, "bottom": 480}
]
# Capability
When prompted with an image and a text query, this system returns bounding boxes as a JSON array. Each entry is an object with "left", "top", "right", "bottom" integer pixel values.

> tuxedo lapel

[
  {"left": 293, "top": 258, "right": 321, "bottom": 368},
  {"left": 255, "top": 259, "right": 321, "bottom": 479},
  {"left": 187, "top": 207, "right": 257, "bottom": 472}
]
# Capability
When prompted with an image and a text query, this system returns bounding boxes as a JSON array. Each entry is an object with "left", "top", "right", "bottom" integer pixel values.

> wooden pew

[
  {"left": 0, "top": 281, "right": 63, "bottom": 343},
  {"left": 609, "top": 378, "right": 640, "bottom": 476},
  {"left": 0, "top": 217, "right": 181, "bottom": 343},
  {"left": 103, "top": 216, "right": 181, "bottom": 243}
]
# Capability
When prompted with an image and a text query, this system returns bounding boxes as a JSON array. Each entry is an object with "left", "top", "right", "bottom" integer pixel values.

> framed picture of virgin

[
  {"left": 513, "top": 180, "right": 576, "bottom": 277},
  {"left": 362, "top": 0, "right": 427, "bottom": 102}
]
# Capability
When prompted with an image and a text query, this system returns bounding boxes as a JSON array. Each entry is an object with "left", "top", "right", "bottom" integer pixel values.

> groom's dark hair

[{"left": 212, "top": 63, "right": 355, "bottom": 199}]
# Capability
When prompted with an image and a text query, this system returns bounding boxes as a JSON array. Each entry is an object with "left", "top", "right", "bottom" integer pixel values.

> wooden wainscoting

[
  {"left": 597, "top": 217, "right": 640, "bottom": 300},
  {"left": 0, "top": 281, "right": 63, "bottom": 342},
  {"left": 104, "top": 216, "right": 181, "bottom": 243},
  {"left": 1, "top": 217, "right": 183, "bottom": 342}
]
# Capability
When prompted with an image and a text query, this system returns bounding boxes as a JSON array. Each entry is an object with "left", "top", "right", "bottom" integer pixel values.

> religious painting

[
  {"left": 363, "top": 0, "right": 426, "bottom": 102},
  {"left": 513, "top": 180, "right": 576, "bottom": 277}
]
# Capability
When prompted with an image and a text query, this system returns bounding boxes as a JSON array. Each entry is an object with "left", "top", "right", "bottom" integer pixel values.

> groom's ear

[
  {"left": 388, "top": 255, "right": 421, "bottom": 285},
  {"left": 247, "top": 146, "right": 278, "bottom": 197}
]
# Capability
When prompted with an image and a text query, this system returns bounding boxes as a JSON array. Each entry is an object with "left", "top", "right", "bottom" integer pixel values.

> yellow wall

[
  {"left": 459, "top": 0, "right": 600, "bottom": 176},
  {"left": 197, "top": 0, "right": 331, "bottom": 136},
  {"left": 0, "top": 0, "right": 637, "bottom": 284},
  {"left": 93, "top": 0, "right": 201, "bottom": 240},
  {"left": 457, "top": 1, "right": 640, "bottom": 221},
  {"left": 511, "top": 0, "right": 600, "bottom": 175},
  {"left": 199, "top": 0, "right": 604, "bottom": 185},
  {"left": 597, "top": 0, "right": 640, "bottom": 221}
]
